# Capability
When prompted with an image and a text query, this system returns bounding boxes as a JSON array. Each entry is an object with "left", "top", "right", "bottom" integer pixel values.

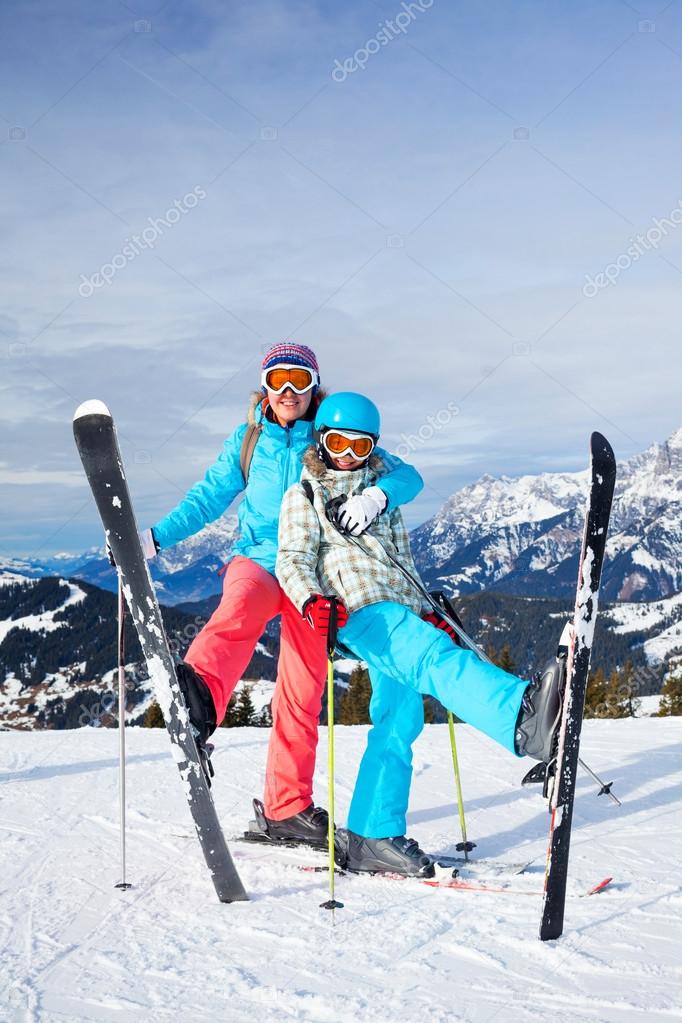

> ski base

[
  {"left": 539, "top": 431, "right": 616, "bottom": 940},
  {"left": 73, "top": 401, "right": 247, "bottom": 904}
]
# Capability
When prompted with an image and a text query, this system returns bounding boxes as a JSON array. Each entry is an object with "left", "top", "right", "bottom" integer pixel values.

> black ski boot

[
  {"left": 245, "top": 798, "right": 330, "bottom": 849},
  {"left": 175, "top": 662, "right": 217, "bottom": 744},
  {"left": 515, "top": 624, "right": 569, "bottom": 762},
  {"left": 334, "top": 829, "right": 435, "bottom": 878}
]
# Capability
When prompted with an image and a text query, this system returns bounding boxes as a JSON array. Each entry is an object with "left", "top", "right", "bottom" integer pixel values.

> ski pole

[
  {"left": 321, "top": 598, "right": 343, "bottom": 915},
  {"left": 578, "top": 757, "right": 621, "bottom": 806},
  {"left": 115, "top": 576, "right": 132, "bottom": 891},
  {"left": 447, "top": 712, "right": 475, "bottom": 860},
  {"left": 324, "top": 502, "right": 619, "bottom": 804}
]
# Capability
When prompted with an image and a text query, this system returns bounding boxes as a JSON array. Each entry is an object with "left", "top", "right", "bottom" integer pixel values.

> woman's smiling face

[{"left": 268, "top": 385, "right": 313, "bottom": 426}]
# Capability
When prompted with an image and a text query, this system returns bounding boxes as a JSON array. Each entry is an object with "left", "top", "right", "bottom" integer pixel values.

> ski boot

[
  {"left": 518, "top": 623, "right": 571, "bottom": 801},
  {"left": 334, "top": 829, "right": 436, "bottom": 879},
  {"left": 175, "top": 662, "right": 217, "bottom": 785},
  {"left": 515, "top": 622, "right": 571, "bottom": 765},
  {"left": 244, "top": 798, "right": 330, "bottom": 849}
]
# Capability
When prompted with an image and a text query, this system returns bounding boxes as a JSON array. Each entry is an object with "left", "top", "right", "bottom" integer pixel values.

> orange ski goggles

[
  {"left": 322, "top": 430, "right": 376, "bottom": 460},
  {"left": 261, "top": 364, "right": 319, "bottom": 394}
]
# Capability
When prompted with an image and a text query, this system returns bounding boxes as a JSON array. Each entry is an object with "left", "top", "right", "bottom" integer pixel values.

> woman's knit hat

[{"left": 261, "top": 342, "right": 320, "bottom": 376}]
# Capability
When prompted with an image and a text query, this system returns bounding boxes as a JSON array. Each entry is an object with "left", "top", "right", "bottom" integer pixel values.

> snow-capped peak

[{"left": 413, "top": 426, "right": 682, "bottom": 603}]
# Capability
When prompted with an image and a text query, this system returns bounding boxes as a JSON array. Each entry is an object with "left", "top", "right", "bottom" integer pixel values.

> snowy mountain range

[
  {"left": 0, "top": 517, "right": 241, "bottom": 607},
  {"left": 412, "top": 426, "right": 682, "bottom": 603},
  {"left": 1, "top": 427, "right": 680, "bottom": 606}
]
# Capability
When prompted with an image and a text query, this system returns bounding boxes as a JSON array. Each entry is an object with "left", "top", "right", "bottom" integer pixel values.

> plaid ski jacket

[{"left": 276, "top": 447, "right": 429, "bottom": 617}]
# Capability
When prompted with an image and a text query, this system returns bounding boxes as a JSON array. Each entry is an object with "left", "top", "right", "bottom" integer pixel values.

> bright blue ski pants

[{"left": 338, "top": 601, "right": 529, "bottom": 839}]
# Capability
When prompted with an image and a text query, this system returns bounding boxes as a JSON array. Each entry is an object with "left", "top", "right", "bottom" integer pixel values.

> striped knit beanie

[{"left": 261, "top": 342, "right": 320, "bottom": 376}]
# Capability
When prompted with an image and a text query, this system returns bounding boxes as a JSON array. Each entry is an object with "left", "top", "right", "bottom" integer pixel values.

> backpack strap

[
  {"left": 300, "top": 479, "right": 315, "bottom": 504},
  {"left": 240, "top": 423, "right": 263, "bottom": 484}
]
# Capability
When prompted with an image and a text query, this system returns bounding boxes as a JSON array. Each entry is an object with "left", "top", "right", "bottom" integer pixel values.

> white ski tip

[{"left": 73, "top": 399, "right": 112, "bottom": 422}]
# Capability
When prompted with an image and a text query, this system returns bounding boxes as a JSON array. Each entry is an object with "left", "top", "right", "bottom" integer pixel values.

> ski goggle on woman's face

[
  {"left": 261, "top": 364, "right": 319, "bottom": 395},
  {"left": 322, "top": 430, "right": 376, "bottom": 461}
]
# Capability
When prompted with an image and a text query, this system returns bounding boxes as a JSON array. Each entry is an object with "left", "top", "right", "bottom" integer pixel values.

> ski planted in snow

[
  {"left": 73, "top": 400, "right": 248, "bottom": 905},
  {"left": 539, "top": 431, "right": 616, "bottom": 941}
]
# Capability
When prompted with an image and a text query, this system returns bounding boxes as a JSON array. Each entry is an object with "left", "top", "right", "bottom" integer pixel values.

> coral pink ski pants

[{"left": 185, "top": 556, "right": 328, "bottom": 820}]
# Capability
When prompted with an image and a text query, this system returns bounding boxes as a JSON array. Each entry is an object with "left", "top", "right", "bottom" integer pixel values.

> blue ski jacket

[{"left": 152, "top": 393, "right": 424, "bottom": 577}]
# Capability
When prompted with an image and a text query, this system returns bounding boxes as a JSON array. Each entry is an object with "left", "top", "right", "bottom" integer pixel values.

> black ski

[
  {"left": 539, "top": 432, "right": 616, "bottom": 940},
  {"left": 73, "top": 400, "right": 248, "bottom": 904}
]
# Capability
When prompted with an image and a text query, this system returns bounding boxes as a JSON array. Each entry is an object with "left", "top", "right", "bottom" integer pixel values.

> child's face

[{"left": 331, "top": 452, "right": 366, "bottom": 471}]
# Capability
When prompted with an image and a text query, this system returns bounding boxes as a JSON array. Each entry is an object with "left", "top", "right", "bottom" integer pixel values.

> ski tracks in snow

[{"left": 1, "top": 720, "right": 682, "bottom": 1021}]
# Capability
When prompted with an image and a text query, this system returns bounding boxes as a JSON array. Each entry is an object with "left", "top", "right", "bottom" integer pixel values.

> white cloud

[{"left": 0, "top": 464, "right": 84, "bottom": 488}]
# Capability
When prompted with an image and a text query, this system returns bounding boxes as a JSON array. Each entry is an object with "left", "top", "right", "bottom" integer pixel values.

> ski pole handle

[{"left": 327, "top": 597, "right": 338, "bottom": 658}]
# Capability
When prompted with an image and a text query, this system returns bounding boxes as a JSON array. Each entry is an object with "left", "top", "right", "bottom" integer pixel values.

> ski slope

[{"left": 1, "top": 717, "right": 681, "bottom": 1023}]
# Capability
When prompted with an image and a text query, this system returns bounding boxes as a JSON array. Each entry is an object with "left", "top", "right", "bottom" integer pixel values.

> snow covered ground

[{"left": 1, "top": 718, "right": 681, "bottom": 1023}]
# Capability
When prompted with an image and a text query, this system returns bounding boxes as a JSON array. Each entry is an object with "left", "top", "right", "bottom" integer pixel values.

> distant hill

[{"left": 3, "top": 574, "right": 678, "bottom": 730}]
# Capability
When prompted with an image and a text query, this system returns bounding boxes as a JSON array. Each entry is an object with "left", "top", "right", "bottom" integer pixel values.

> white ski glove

[
  {"left": 139, "top": 528, "right": 158, "bottom": 560},
  {"left": 336, "top": 486, "right": 387, "bottom": 536},
  {"left": 105, "top": 528, "right": 158, "bottom": 566}
]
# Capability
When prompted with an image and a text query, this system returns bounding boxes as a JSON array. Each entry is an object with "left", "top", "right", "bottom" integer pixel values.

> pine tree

[
  {"left": 485, "top": 643, "right": 515, "bottom": 674},
  {"left": 584, "top": 668, "right": 608, "bottom": 718},
  {"left": 221, "top": 694, "right": 237, "bottom": 727},
  {"left": 339, "top": 665, "right": 372, "bottom": 725},
  {"left": 601, "top": 668, "right": 632, "bottom": 719},
  {"left": 620, "top": 660, "right": 641, "bottom": 717},
  {"left": 423, "top": 696, "right": 436, "bottom": 724},
  {"left": 486, "top": 643, "right": 498, "bottom": 665},
  {"left": 143, "top": 702, "right": 164, "bottom": 728},
  {"left": 658, "top": 674, "right": 682, "bottom": 716},
  {"left": 232, "top": 685, "right": 256, "bottom": 727},
  {"left": 256, "top": 702, "right": 273, "bottom": 727},
  {"left": 497, "top": 644, "right": 516, "bottom": 674}
]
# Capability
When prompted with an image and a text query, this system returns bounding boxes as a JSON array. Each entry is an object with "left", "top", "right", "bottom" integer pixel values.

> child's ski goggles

[
  {"left": 261, "top": 364, "right": 319, "bottom": 395},
  {"left": 321, "top": 430, "right": 376, "bottom": 460}
]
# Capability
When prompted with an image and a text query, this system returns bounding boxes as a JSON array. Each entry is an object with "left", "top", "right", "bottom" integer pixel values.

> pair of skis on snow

[{"left": 73, "top": 403, "right": 616, "bottom": 939}]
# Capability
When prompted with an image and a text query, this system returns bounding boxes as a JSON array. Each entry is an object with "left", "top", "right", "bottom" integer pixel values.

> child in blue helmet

[{"left": 276, "top": 392, "right": 564, "bottom": 877}]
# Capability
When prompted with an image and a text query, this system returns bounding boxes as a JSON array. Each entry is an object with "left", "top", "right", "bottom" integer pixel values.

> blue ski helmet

[{"left": 314, "top": 392, "right": 381, "bottom": 439}]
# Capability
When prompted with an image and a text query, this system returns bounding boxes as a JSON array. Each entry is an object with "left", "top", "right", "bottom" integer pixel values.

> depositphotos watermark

[
  {"left": 168, "top": 615, "right": 208, "bottom": 658},
  {"left": 395, "top": 401, "right": 459, "bottom": 458},
  {"left": 78, "top": 186, "right": 207, "bottom": 297},
  {"left": 583, "top": 199, "right": 682, "bottom": 297},
  {"left": 332, "top": 0, "right": 434, "bottom": 82}
]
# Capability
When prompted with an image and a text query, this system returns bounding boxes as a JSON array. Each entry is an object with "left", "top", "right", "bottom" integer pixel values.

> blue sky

[{"left": 1, "top": 0, "right": 681, "bottom": 556}]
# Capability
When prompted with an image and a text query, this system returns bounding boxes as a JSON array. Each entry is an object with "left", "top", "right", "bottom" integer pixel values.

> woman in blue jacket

[{"left": 142, "top": 342, "right": 423, "bottom": 847}]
